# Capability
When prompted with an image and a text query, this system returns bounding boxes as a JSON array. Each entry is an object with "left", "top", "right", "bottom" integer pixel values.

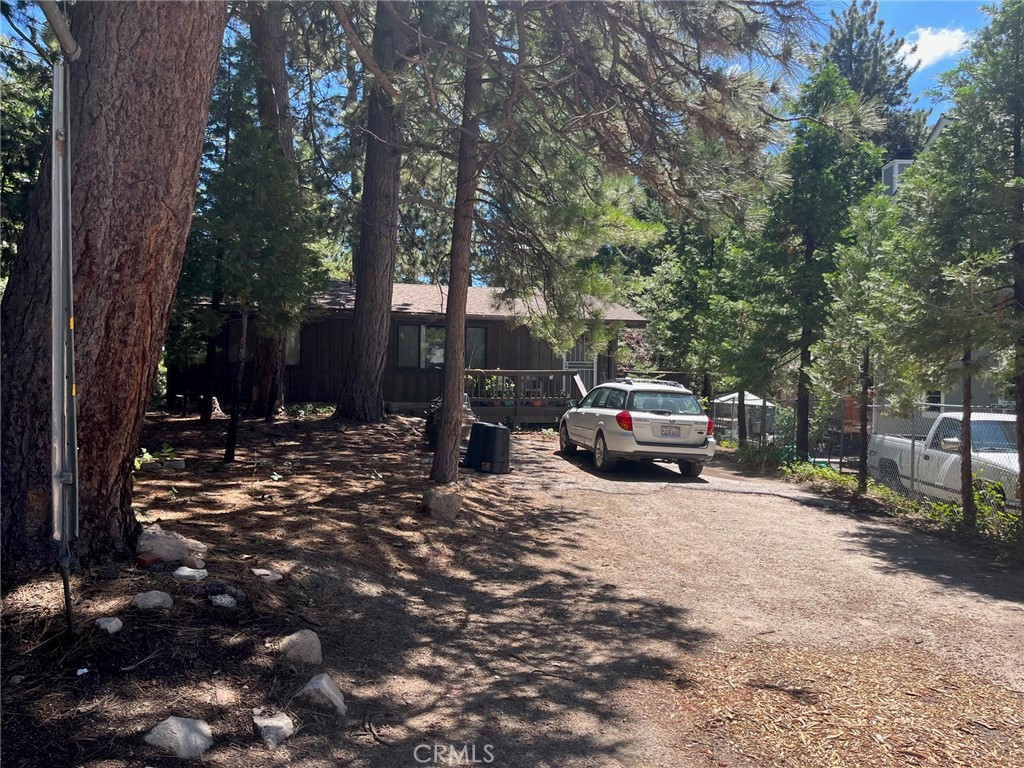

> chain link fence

[{"left": 868, "top": 402, "right": 1020, "bottom": 509}]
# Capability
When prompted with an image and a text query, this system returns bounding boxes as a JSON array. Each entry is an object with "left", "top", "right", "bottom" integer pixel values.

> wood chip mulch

[{"left": 636, "top": 644, "right": 1023, "bottom": 767}]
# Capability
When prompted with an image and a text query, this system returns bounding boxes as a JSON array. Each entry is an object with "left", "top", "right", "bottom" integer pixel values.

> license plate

[{"left": 660, "top": 425, "right": 681, "bottom": 438}]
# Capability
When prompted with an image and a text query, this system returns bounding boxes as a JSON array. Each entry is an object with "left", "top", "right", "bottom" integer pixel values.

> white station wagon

[{"left": 558, "top": 379, "right": 715, "bottom": 475}]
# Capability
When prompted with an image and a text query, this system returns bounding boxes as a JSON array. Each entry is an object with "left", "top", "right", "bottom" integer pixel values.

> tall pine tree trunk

[
  {"left": 249, "top": 0, "right": 294, "bottom": 419},
  {"left": 1010, "top": 98, "right": 1024, "bottom": 515},
  {"left": 960, "top": 341, "right": 976, "bottom": 532},
  {"left": 796, "top": 234, "right": 815, "bottom": 459},
  {"left": 225, "top": 308, "right": 249, "bottom": 463},
  {"left": 858, "top": 346, "right": 870, "bottom": 494},
  {"left": 0, "top": 1, "right": 226, "bottom": 564},
  {"left": 430, "top": 1, "right": 485, "bottom": 483},
  {"left": 334, "top": 1, "right": 408, "bottom": 422}
]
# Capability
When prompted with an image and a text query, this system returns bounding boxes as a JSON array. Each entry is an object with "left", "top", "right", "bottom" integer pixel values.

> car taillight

[
  {"left": 706, "top": 416, "right": 714, "bottom": 434},
  {"left": 615, "top": 411, "right": 633, "bottom": 431}
]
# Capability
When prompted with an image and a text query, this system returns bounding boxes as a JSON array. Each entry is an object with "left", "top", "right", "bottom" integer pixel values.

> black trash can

[{"left": 465, "top": 422, "right": 510, "bottom": 474}]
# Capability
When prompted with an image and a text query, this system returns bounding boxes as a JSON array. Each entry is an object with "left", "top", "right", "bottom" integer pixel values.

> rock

[
  {"left": 210, "top": 594, "right": 236, "bottom": 608},
  {"left": 161, "top": 458, "right": 186, "bottom": 470},
  {"left": 423, "top": 486, "right": 462, "bottom": 523},
  {"left": 251, "top": 568, "right": 282, "bottom": 583},
  {"left": 252, "top": 711, "right": 295, "bottom": 749},
  {"left": 182, "top": 555, "right": 205, "bottom": 570},
  {"left": 9, "top": 675, "right": 24, "bottom": 685},
  {"left": 182, "top": 536, "right": 209, "bottom": 555},
  {"left": 294, "top": 673, "right": 347, "bottom": 716},
  {"left": 131, "top": 590, "right": 173, "bottom": 610},
  {"left": 136, "top": 552, "right": 163, "bottom": 569},
  {"left": 172, "top": 566, "right": 208, "bottom": 582},
  {"left": 279, "top": 629, "right": 322, "bottom": 664},
  {"left": 143, "top": 716, "right": 213, "bottom": 758},
  {"left": 207, "top": 582, "right": 247, "bottom": 601},
  {"left": 95, "top": 617, "right": 123, "bottom": 635},
  {"left": 136, "top": 528, "right": 188, "bottom": 563}
]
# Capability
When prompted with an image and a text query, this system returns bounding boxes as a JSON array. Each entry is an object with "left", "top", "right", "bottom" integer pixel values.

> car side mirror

[
  {"left": 569, "top": 400, "right": 579, "bottom": 409},
  {"left": 940, "top": 437, "right": 962, "bottom": 452}
]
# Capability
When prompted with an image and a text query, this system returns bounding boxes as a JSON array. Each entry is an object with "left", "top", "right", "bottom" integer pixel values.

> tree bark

[
  {"left": 225, "top": 308, "right": 249, "bottom": 463},
  {"left": 0, "top": 1, "right": 227, "bottom": 565},
  {"left": 430, "top": 1, "right": 485, "bottom": 483},
  {"left": 858, "top": 346, "right": 870, "bottom": 494},
  {"left": 796, "top": 234, "right": 815, "bottom": 459},
  {"left": 334, "top": 1, "right": 409, "bottom": 422},
  {"left": 248, "top": 1, "right": 295, "bottom": 419},
  {"left": 199, "top": 286, "right": 222, "bottom": 423},
  {"left": 960, "top": 341, "right": 976, "bottom": 532}
]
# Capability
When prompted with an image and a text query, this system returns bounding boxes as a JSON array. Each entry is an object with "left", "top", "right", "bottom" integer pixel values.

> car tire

[
  {"left": 593, "top": 433, "right": 616, "bottom": 472},
  {"left": 559, "top": 423, "right": 576, "bottom": 454},
  {"left": 678, "top": 461, "right": 703, "bottom": 477}
]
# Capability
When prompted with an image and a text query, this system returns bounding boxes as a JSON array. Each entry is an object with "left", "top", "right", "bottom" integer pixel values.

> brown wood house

[{"left": 172, "top": 281, "right": 646, "bottom": 420}]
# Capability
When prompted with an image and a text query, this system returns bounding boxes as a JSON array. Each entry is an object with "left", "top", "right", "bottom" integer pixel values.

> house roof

[{"left": 314, "top": 281, "right": 647, "bottom": 325}]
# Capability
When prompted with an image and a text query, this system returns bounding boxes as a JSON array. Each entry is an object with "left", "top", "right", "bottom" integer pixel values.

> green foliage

[
  {"left": 0, "top": 5, "right": 55, "bottom": 275},
  {"left": 821, "top": 0, "right": 927, "bottom": 159},
  {"left": 736, "top": 442, "right": 786, "bottom": 472},
  {"left": 171, "top": 34, "right": 327, "bottom": 367}
]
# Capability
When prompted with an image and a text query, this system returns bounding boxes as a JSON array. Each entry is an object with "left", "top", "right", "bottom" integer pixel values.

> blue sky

[{"left": 817, "top": 1, "right": 990, "bottom": 116}]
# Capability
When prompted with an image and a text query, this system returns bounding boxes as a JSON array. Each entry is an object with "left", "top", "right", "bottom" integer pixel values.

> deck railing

[{"left": 464, "top": 369, "right": 587, "bottom": 425}]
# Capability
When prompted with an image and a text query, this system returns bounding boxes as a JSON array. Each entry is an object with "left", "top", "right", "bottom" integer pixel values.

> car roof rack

[{"left": 612, "top": 377, "right": 686, "bottom": 389}]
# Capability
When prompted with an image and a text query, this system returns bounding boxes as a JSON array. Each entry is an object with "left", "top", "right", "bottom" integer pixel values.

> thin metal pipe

[{"left": 37, "top": 0, "right": 80, "bottom": 61}]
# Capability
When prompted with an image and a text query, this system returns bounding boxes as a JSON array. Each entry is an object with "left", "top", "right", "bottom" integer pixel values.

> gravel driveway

[{"left": 515, "top": 436, "right": 1024, "bottom": 691}]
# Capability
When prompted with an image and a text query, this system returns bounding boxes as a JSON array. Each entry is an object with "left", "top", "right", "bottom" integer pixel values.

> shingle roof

[{"left": 314, "top": 281, "right": 647, "bottom": 325}]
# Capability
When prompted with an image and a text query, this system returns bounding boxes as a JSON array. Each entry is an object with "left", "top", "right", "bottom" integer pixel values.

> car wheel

[
  {"left": 559, "top": 423, "right": 576, "bottom": 454},
  {"left": 593, "top": 433, "right": 616, "bottom": 472},
  {"left": 678, "top": 461, "right": 703, "bottom": 477}
]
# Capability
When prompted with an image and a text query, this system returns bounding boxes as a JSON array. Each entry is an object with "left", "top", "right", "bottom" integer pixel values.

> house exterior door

[{"left": 564, "top": 334, "right": 597, "bottom": 392}]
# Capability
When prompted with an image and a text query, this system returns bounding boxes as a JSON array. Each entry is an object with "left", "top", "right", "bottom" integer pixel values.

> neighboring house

[
  {"left": 880, "top": 115, "right": 1010, "bottom": 411},
  {"left": 170, "top": 281, "right": 646, "bottom": 415}
]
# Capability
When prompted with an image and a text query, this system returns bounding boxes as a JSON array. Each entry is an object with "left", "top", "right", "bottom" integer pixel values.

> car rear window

[
  {"left": 605, "top": 389, "right": 626, "bottom": 409},
  {"left": 629, "top": 391, "right": 702, "bottom": 415}
]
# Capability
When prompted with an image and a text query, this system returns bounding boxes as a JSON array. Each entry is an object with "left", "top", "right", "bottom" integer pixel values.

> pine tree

[{"left": 822, "top": 0, "right": 927, "bottom": 160}]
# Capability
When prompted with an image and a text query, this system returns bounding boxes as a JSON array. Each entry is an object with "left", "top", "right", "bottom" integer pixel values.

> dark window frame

[{"left": 395, "top": 323, "right": 487, "bottom": 370}]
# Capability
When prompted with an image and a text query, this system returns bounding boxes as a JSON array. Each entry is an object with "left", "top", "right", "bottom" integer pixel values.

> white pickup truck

[{"left": 867, "top": 412, "right": 1021, "bottom": 510}]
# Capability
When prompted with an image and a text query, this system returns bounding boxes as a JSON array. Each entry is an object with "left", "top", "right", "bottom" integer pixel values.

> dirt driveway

[{"left": 3, "top": 418, "right": 1021, "bottom": 768}]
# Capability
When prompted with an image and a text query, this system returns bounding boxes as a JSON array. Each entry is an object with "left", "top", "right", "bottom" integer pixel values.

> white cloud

[{"left": 901, "top": 27, "right": 971, "bottom": 70}]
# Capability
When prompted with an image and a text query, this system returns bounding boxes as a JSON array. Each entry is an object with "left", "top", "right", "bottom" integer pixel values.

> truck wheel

[
  {"left": 593, "top": 433, "right": 616, "bottom": 473},
  {"left": 879, "top": 459, "right": 906, "bottom": 494}
]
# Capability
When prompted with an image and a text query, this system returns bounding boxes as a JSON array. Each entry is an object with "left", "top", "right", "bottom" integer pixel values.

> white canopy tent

[{"left": 711, "top": 393, "right": 778, "bottom": 439}]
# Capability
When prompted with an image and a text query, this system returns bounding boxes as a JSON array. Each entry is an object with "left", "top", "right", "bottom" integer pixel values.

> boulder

[
  {"left": 294, "top": 673, "right": 347, "bottom": 716},
  {"left": 136, "top": 529, "right": 188, "bottom": 563},
  {"left": 131, "top": 591, "right": 173, "bottom": 610},
  {"left": 143, "top": 716, "right": 213, "bottom": 758},
  {"left": 252, "top": 711, "right": 294, "bottom": 749},
  {"left": 95, "top": 617, "right": 123, "bottom": 635},
  {"left": 279, "top": 629, "right": 322, "bottom": 664},
  {"left": 423, "top": 485, "right": 462, "bottom": 523}
]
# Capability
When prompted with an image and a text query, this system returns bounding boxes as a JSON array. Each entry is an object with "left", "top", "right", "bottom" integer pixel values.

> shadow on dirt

[
  {"left": 836, "top": 519, "right": 1024, "bottom": 604},
  {"left": 2, "top": 414, "right": 714, "bottom": 768}
]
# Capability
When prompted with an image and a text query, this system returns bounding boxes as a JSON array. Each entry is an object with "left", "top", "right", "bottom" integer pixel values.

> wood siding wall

[{"left": 169, "top": 314, "right": 613, "bottom": 408}]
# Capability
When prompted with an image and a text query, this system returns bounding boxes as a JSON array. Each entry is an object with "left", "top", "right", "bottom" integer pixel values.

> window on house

[{"left": 397, "top": 325, "right": 486, "bottom": 369}]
